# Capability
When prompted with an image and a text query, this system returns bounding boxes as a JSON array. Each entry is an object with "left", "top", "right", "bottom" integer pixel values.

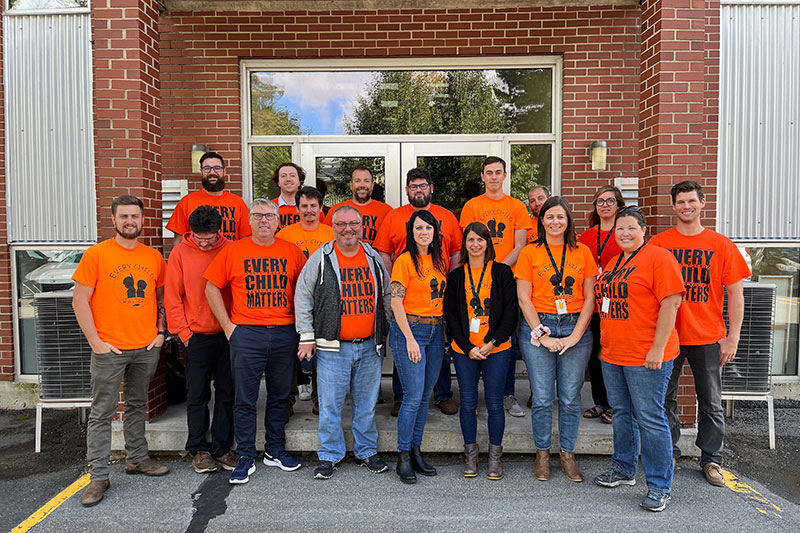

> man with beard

[
  {"left": 325, "top": 166, "right": 392, "bottom": 247},
  {"left": 72, "top": 195, "right": 169, "bottom": 507},
  {"left": 295, "top": 205, "right": 391, "bottom": 480},
  {"left": 167, "top": 152, "right": 251, "bottom": 244},
  {"left": 374, "top": 167, "right": 462, "bottom": 417},
  {"left": 526, "top": 185, "right": 551, "bottom": 243}
]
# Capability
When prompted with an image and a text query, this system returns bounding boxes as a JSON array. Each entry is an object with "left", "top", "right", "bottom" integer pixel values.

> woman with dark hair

[
  {"left": 579, "top": 186, "right": 625, "bottom": 424},
  {"left": 444, "top": 222, "right": 517, "bottom": 480},
  {"left": 516, "top": 196, "right": 597, "bottom": 483},
  {"left": 389, "top": 209, "right": 448, "bottom": 484},
  {"left": 593, "top": 206, "right": 684, "bottom": 512}
]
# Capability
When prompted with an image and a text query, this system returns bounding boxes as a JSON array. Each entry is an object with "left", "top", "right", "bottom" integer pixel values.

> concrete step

[{"left": 112, "top": 378, "right": 700, "bottom": 456}]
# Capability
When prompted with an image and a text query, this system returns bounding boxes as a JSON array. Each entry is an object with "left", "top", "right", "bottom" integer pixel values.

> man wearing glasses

[
  {"left": 165, "top": 206, "right": 236, "bottom": 475},
  {"left": 374, "top": 167, "right": 463, "bottom": 417},
  {"left": 167, "top": 152, "right": 251, "bottom": 244},
  {"left": 204, "top": 199, "right": 307, "bottom": 485},
  {"left": 295, "top": 205, "right": 391, "bottom": 480}
]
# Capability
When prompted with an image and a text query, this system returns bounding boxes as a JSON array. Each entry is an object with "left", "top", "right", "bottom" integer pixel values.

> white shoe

[{"left": 298, "top": 384, "right": 312, "bottom": 401}]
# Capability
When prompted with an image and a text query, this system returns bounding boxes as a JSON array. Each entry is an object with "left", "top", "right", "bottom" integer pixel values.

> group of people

[{"left": 73, "top": 152, "right": 750, "bottom": 514}]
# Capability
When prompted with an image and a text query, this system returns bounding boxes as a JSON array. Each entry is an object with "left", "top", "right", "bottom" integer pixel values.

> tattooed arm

[{"left": 147, "top": 286, "right": 167, "bottom": 351}]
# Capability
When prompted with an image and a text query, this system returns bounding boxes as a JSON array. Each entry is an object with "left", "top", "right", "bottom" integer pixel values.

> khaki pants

[{"left": 86, "top": 347, "right": 160, "bottom": 480}]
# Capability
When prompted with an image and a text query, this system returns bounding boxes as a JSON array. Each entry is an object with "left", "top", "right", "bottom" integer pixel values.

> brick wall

[
  {"left": 0, "top": 5, "right": 12, "bottom": 381},
  {"left": 92, "top": 0, "right": 166, "bottom": 419},
  {"left": 158, "top": 6, "right": 643, "bottom": 231}
]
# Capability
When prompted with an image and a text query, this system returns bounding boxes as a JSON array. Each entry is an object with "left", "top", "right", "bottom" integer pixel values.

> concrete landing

[{"left": 113, "top": 377, "right": 700, "bottom": 456}]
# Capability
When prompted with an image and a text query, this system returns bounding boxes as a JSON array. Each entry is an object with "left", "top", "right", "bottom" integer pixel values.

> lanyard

[
  {"left": 543, "top": 241, "right": 567, "bottom": 289},
  {"left": 596, "top": 225, "right": 613, "bottom": 265},
  {"left": 467, "top": 262, "right": 489, "bottom": 311},
  {"left": 604, "top": 243, "right": 646, "bottom": 287}
]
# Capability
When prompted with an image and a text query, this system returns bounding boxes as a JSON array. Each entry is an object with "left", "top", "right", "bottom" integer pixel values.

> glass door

[{"left": 299, "top": 143, "right": 402, "bottom": 208}]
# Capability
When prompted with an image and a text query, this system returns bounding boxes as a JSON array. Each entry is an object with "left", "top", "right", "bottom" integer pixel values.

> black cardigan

[{"left": 443, "top": 260, "right": 518, "bottom": 356}]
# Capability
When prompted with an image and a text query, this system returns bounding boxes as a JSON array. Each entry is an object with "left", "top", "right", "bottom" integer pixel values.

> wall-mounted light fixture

[
  {"left": 191, "top": 144, "right": 210, "bottom": 173},
  {"left": 590, "top": 140, "right": 607, "bottom": 171}
]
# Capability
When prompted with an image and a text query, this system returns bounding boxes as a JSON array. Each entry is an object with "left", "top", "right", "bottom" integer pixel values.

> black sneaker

[
  {"left": 355, "top": 454, "right": 389, "bottom": 473},
  {"left": 313, "top": 460, "right": 340, "bottom": 480},
  {"left": 641, "top": 490, "right": 671, "bottom": 512},
  {"left": 594, "top": 466, "right": 636, "bottom": 488}
]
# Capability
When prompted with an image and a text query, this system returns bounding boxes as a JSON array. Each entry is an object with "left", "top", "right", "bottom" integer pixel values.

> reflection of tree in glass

[
  {"left": 493, "top": 69, "right": 552, "bottom": 134},
  {"left": 252, "top": 146, "right": 290, "bottom": 200},
  {"left": 314, "top": 157, "right": 386, "bottom": 207}
]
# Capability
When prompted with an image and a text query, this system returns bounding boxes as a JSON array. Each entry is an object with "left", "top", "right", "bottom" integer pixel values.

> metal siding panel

[
  {"left": 719, "top": 4, "right": 800, "bottom": 240},
  {"left": 4, "top": 13, "right": 96, "bottom": 243}
]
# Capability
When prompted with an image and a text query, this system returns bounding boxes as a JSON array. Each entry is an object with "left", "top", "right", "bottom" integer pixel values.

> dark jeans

[
  {"left": 586, "top": 314, "right": 609, "bottom": 408},
  {"left": 229, "top": 324, "right": 298, "bottom": 459},
  {"left": 452, "top": 348, "right": 511, "bottom": 446},
  {"left": 185, "top": 332, "right": 234, "bottom": 457},
  {"left": 392, "top": 348, "right": 453, "bottom": 404},
  {"left": 665, "top": 343, "right": 725, "bottom": 466},
  {"left": 503, "top": 330, "right": 518, "bottom": 397}
]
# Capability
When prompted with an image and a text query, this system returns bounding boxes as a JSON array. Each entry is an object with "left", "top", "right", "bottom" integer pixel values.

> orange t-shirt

[
  {"left": 451, "top": 261, "right": 512, "bottom": 354},
  {"left": 515, "top": 242, "right": 598, "bottom": 314},
  {"left": 167, "top": 190, "right": 251, "bottom": 241},
  {"left": 594, "top": 244, "right": 685, "bottom": 366},
  {"left": 373, "top": 203, "right": 462, "bottom": 265},
  {"left": 649, "top": 228, "right": 751, "bottom": 345},
  {"left": 579, "top": 225, "right": 624, "bottom": 271},
  {"left": 459, "top": 194, "right": 532, "bottom": 263},
  {"left": 335, "top": 244, "right": 376, "bottom": 340},
  {"left": 272, "top": 198, "right": 323, "bottom": 230},
  {"left": 325, "top": 199, "right": 392, "bottom": 246},
  {"left": 203, "top": 237, "right": 306, "bottom": 325},
  {"left": 527, "top": 217, "right": 538, "bottom": 245},
  {"left": 390, "top": 252, "right": 447, "bottom": 317},
  {"left": 276, "top": 222, "right": 334, "bottom": 259},
  {"left": 72, "top": 239, "right": 166, "bottom": 350}
]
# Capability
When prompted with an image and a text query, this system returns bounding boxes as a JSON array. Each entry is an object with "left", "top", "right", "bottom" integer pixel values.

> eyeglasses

[
  {"left": 201, "top": 165, "right": 224, "bottom": 172},
  {"left": 407, "top": 183, "right": 430, "bottom": 191},
  {"left": 595, "top": 198, "right": 617, "bottom": 207},
  {"left": 333, "top": 221, "right": 362, "bottom": 230},
  {"left": 251, "top": 212, "right": 278, "bottom": 221}
]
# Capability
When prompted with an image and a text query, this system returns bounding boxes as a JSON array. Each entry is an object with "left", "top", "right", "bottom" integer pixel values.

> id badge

[
  {"left": 555, "top": 299, "right": 568, "bottom": 315},
  {"left": 470, "top": 317, "right": 481, "bottom": 333},
  {"left": 598, "top": 266, "right": 602, "bottom": 275},
  {"left": 601, "top": 297, "right": 610, "bottom": 314}
]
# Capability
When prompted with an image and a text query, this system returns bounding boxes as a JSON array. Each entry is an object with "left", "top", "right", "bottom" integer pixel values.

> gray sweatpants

[{"left": 86, "top": 347, "right": 160, "bottom": 480}]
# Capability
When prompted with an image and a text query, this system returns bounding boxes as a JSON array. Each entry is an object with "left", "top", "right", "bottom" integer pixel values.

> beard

[
  {"left": 408, "top": 191, "right": 431, "bottom": 208},
  {"left": 353, "top": 188, "right": 371, "bottom": 203},
  {"left": 116, "top": 224, "right": 142, "bottom": 240},
  {"left": 202, "top": 175, "right": 226, "bottom": 192}
]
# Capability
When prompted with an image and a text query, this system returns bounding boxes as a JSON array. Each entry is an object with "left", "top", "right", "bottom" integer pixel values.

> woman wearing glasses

[
  {"left": 443, "top": 222, "right": 517, "bottom": 480},
  {"left": 593, "top": 207, "right": 684, "bottom": 512},
  {"left": 389, "top": 209, "right": 449, "bottom": 484},
  {"left": 579, "top": 186, "right": 626, "bottom": 424},
  {"left": 516, "top": 197, "right": 597, "bottom": 483}
]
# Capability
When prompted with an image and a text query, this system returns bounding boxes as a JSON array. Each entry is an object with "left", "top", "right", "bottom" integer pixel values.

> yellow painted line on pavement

[
  {"left": 723, "top": 469, "right": 783, "bottom": 519},
  {"left": 11, "top": 473, "right": 91, "bottom": 532}
]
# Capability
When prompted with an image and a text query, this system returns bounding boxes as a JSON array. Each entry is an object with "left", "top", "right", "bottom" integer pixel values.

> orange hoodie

[{"left": 165, "top": 232, "right": 231, "bottom": 343}]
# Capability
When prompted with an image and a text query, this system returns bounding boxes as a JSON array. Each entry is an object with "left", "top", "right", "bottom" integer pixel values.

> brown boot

[
  {"left": 125, "top": 458, "right": 169, "bottom": 476},
  {"left": 488, "top": 444, "right": 503, "bottom": 480},
  {"left": 462, "top": 443, "right": 479, "bottom": 478},
  {"left": 81, "top": 479, "right": 109, "bottom": 507},
  {"left": 192, "top": 451, "right": 218, "bottom": 473},
  {"left": 560, "top": 451, "right": 584, "bottom": 482},
  {"left": 534, "top": 449, "right": 550, "bottom": 480}
]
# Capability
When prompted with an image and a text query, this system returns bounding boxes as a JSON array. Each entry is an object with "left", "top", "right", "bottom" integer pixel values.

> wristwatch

[{"left": 158, "top": 331, "right": 167, "bottom": 336}]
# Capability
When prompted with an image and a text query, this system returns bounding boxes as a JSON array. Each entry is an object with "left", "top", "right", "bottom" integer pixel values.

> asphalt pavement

[{"left": 3, "top": 400, "right": 799, "bottom": 533}]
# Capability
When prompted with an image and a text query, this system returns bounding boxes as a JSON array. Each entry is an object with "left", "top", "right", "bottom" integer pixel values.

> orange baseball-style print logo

[{"left": 109, "top": 263, "right": 157, "bottom": 307}]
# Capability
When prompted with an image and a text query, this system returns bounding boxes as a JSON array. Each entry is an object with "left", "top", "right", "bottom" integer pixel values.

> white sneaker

[{"left": 298, "top": 384, "right": 312, "bottom": 401}]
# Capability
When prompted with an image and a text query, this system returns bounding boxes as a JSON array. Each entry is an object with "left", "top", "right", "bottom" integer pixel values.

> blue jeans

[
  {"left": 229, "top": 324, "right": 297, "bottom": 459},
  {"left": 392, "top": 348, "right": 453, "bottom": 404},
  {"left": 519, "top": 313, "right": 592, "bottom": 452},
  {"left": 602, "top": 359, "right": 674, "bottom": 493},
  {"left": 390, "top": 320, "right": 445, "bottom": 451},
  {"left": 452, "top": 348, "right": 511, "bottom": 446},
  {"left": 316, "top": 340, "right": 382, "bottom": 463}
]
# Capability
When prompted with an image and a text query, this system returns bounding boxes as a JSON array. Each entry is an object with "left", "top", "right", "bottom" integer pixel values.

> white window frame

[
  {"left": 3, "top": 0, "right": 90, "bottom": 15},
  {"left": 240, "top": 56, "right": 563, "bottom": 203}
]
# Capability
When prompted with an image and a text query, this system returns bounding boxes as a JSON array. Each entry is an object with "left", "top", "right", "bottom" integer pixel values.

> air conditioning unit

[
  {"left": 34, "top": 290, "right": 92, "bottom": 400},
  {"left": 721, "top": 281, "right": 775, "bottom": 394}
]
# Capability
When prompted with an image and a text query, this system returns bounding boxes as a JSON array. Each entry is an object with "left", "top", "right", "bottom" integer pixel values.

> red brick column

[
  {"left": 0, "top": 6, "right": 12, "bottom": 381},
  {"left": 92, "top": 0, "right": 166, "bottom": 419},
  {"left": 639, "top": 0, "right": 720, "bottom": 429}
]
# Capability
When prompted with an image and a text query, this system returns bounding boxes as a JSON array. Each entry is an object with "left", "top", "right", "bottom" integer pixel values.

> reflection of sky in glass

[
  {"left": 259, "top": 71, "right": 376, "bottom": 135},
  {"left": 255, "top": 69, "right": 549, "bottom": 135}
]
